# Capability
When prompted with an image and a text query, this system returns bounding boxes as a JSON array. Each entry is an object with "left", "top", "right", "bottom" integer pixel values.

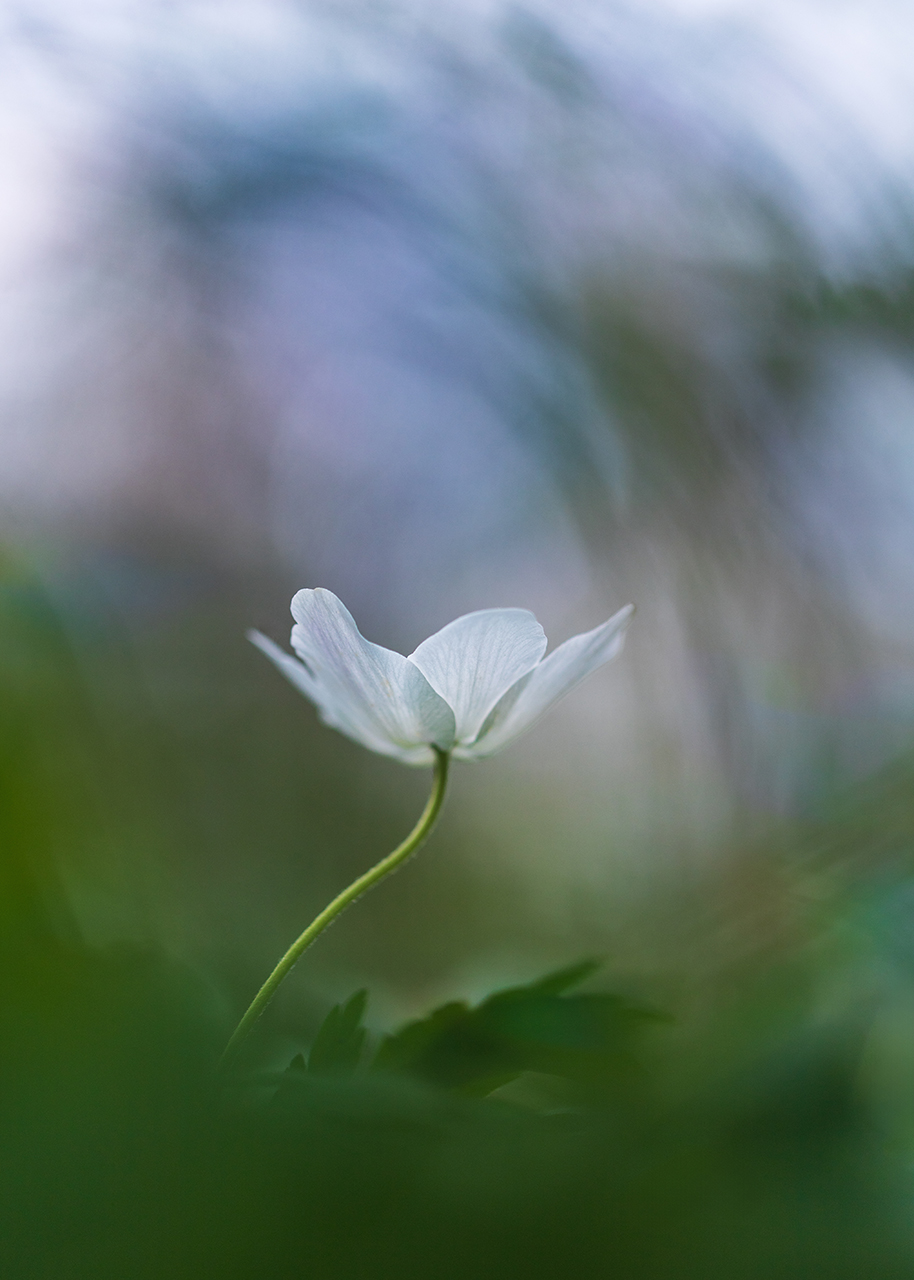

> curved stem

[{"left": 220, "top": 748, "right": 450, "bottom": 1070}]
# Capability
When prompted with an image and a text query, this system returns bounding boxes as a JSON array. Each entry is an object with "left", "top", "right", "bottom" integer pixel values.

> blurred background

[{"left": 6, "top": 0, "right": 914, "bottom": 1273}]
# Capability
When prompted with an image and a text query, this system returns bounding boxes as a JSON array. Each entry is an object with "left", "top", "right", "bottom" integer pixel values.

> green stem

[{"left": 220, "top": 747, "right": 451, "bottom": 1070}]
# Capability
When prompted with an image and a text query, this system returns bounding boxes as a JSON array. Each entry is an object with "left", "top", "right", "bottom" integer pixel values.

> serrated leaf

[
  {"left": 514, "top": 958, "right": 603, "bottom": 998},
  {"left": 371, "top": 961, "right": 665, "bottom": 1100},
  {"left": 307, "top": 989, "right": 368, "bottom": 1075},
  {"left": 372, "top": 1000, "right": 469, "bottom": 1075}
]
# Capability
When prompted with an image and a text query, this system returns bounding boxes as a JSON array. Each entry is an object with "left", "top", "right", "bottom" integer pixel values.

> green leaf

[
  {"left": 307, "top": 989, "right": 368, "bottom": 1075},
  {"left": 372, "top": 961, "right": 665, "bottom": 1099},
  {"left": 371, "top": 1001, "right": 470, "bottom": 1075},
  {"left": 505, "top": 958, "right": 603, "bottom": 997}
]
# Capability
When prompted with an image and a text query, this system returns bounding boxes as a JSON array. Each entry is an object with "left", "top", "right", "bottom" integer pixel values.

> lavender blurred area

[{"left": 4, "top": 0, "right": 914, "bottom": 1028}]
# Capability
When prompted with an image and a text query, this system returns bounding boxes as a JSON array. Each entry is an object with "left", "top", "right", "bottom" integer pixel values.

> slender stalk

[{"left": 220, "top": 747, "right": 450, "bottom": 1070}]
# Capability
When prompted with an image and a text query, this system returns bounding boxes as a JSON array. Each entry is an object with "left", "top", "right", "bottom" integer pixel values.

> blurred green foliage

[
  {"left": 370, "top": 959, "right": 662, "bottom": 1099},
  {"left": 306, "top": 987, "right": 368, "bottom": 1074},
  {"left": 3, "top": 555, "right": 914, "bottom": 1278}
]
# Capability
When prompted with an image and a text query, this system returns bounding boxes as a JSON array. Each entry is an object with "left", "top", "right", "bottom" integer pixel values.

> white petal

[
  {"left": 249, "top": 630, "right": 430, "bottom": 763},
  {"left": 460, "top": 604, "right": 634, "bottom": 759},
  {"left": 289, "top": 589, "right": 456, "bottom": 758},
  {"left": 249, "top": 630, "right": 322, "bottom": 704},
  {"left": 407, "top": 608, "right": 546, "bottom": 745}
]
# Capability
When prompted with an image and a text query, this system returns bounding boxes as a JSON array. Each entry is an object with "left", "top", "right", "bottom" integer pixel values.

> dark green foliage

[
  {"left": 307, "top": 988, "right": 368, "bottom": 1074},
  {"left": 3, "top": 934, "right": 912, "bottom": 1280},
  {"left": 372, "top": 960, "right": 663, "bottom": 1098}
]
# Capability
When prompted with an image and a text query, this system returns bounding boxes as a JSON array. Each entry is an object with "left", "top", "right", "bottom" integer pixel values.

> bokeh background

[{"left": 6, "top": 1, "right": 914, "bottom": 1275}]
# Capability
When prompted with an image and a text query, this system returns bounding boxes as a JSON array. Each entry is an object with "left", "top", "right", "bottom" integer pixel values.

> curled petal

[
  {"left": 289, "top": 589, "right": 456, "bottom": 759},
  {"left": 459, "top": 604, "right": 634, "bottom": 759},
  {"left": 248, "top": 630, "right": 434, "bottom": 763},
  {"left": 408, "top": 608, "right": 546, "bottom": 745}
]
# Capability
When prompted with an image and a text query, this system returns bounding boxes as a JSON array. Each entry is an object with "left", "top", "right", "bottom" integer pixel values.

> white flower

[{"left": 250, "top": 589, "right": 633, "bottom": 766}]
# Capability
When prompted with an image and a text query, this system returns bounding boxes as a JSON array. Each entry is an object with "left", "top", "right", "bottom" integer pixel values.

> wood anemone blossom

[{"left": 249, "top": 588, "right": 634, "bottom": 764}]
